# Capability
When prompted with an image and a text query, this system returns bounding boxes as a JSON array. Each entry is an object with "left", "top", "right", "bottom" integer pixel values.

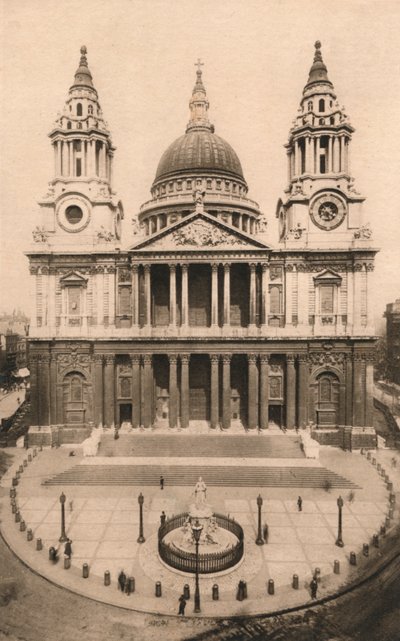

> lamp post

[
  {"left": 192, "top": 519, "right": 203, "bottom": 613},
  {"left": 59, "top": 492, "right": 68, "bottom": 543},
  {"left": 137, "top": 493, "right": 145, "bottom": 543},
  {"left": 256, "top": 494, "right": 264, "bottom": 545},
  {"left": 336, "top": 495, "right": 344, "bottom": 547}
]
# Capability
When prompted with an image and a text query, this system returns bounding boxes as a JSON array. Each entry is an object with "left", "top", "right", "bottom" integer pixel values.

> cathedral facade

[{"left": 26, "top": 43, "right": 377, "bottom": 449}]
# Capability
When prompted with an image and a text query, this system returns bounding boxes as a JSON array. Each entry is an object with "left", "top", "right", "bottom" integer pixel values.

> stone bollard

[
  {"left": 36, "top": 538, "right": 43, "bottom": 551},
  {"left": 19, "top": 520, "right": 26, "bottom": 532},
  {"left": 385, "top": 517, "right": 391, "bottom": 529},
  {"left": 27, "top": 528, "right": 33, "bottom": 541},
  {"left": 367, "top": 451, "right": 371, "bottom": 460},
  {"left": 389, "top": 507, "right": 394, "bottom": 519},
  {"left": 15, "top": 511, "right": 21, "bottom": 523},
  {"left": 334, "top": 559, "right": 340, "bottom": 574},
  {"left": 267, "top": 579, "right": 275, "bottom": 595},
  {"left": 242, "top": 581, "right": 248, "bottom": 599},
  {"left": 236, "top": 581, "right": 244, "bottom": 601},
  {"left": 19, "top": 465, "right": 24, "bottom": 473},
  {"left": 377, "top": 463, "right": 381, "bottom": 472},
  {"left": 33, "top": 448, "right": 37, "bottom": 457},
  {"left": 360, "top": 448, "right": 365, "bottom": 455},
  {"left": 64, "top": 557, "right": 71, "bottom": 570},
  {"left": 39, "top": 445, "right": 43, "bottom": 452},
  {"left": 23, "top": 459, "right": 28, "bottom": 467},
  {"left": 389, "top": 493, "right": 396, "bottom": 505},
  {"left": 387, "top": 482, "right": 393, "bottom": 492},
  {"left": 380, "top": 524, "right": 386, "bottom": 536},
  {"left": 128, "top": 577, "right": 135, "bottom": 593},
  {"left": 350, "top": 551, "right": 357, "bottom": 566},
  {"left": 9, "top": 488, "right": 16, "bottom": 498},
  {"left": 372, "top": 457, "right": 376, "bottom": 466},
  {"left": 292, "top": 574, "right": 299, "bottom": 589},
  {"left": 28, "top": 454, "right": 32, "bottom": 462},
  {"left": 11, "top": 503, "right": 17, "bottom": 514},
  {"left": 104, "top": 571, "right": 111, "bottom": 586},
  {"left": 82, "top": 563, "right": 89, "bottom": 578},
  {"left": 212, "top": 584, "right": 219, "bottom": 600},
  {"left": 373, "top": 534, "right": 379, "bottom": 548},
  {"left": 12, "top": 477, "right": 18, "bottom": 487},
  {"left": 155, "top": 581, "right": 162, "bottom": 597},
  {"left": 183, "top": 584, "right": 190, "bottom": 600},
  {"left": 363, "top": 543, "right": 369, "bottom": 557}
]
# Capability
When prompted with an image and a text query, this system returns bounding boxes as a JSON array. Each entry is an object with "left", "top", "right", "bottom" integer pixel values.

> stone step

[{"left": 43, "top": 464, "right": 358, "bottom": 488}]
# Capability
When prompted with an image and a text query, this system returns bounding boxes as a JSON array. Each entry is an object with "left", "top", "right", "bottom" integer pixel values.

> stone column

[
  {"left": 297, "top": 354, "right": 309, "bottom": 428},
  {"left": 223, "top": 263, "right": 231, "bottom": 326},
  {"left": 142, "top": 355, "right": 153, "bottom": 428},
  {"left": 130, "top": 355, "right": 141, "bottom": 428},
  {"left": 29, "top": 354, "right": 39, "bottom": 426},
  {"left": 94, "top": 354, "right": 104, "bottom": 427},
  {"left": 132, "top": 265, "right": 140, "bottom": 326},
  {"left": 294, "top": 139, "right": 300, "bottom": 176},
  {"left": 144, "top": 265, "right": 151, "bottom": 327},
  {"left": 211, "top": 263, "right": 219, "bottom": 327},
  {"left": 169, "top": 264, "right": 177, "bottom": 326},
  {"left": 259, "top": 355, "right": 269, "bottom": 430},
  {"left": 210, "top": 355, "right": 219, "bottom": 429},
  {"left": 49, "top": 354, "right": 57, "bottom": 426},
  {"left": 180, "top": 355, "right": 190, "bottom": 428},
  {"left": 328, "top": 136, "right": 333, "bottom": 173},
  {"left": 248, "top": 354, "right": 258, "bottom": 429},
  {"left": 287, "top": 150, "right": 292, "bottom": 182},
  {"left": 222, "top": 354, "right": 231, "bottom": 429},
  {"left": 249, "top": 263, "right": 257, "bottom": 326},
  {"left": 104, "top": 355, "right": 115, "bottom": 429},
  {"left": 353, "top": 354, "right": 365, "bottom": 426},
  {"left": 306, "top": 136, "right": 313, "bottom": 173},
  {"left": 261, "top": 263, "right": 269, "bottom": 325},
  {"left": 181, "top": 265, "right": 188, "bottom": 327},
  {"left": 38, "top": 354, "right": 50, "bottom": 426},
  {"left": 286, "top": 354, "right": 296, "bottom": 429},
  {"left": 169, "top": 355, "right": 178, "bottom": 429},
  {"left": 340, "top": 136, "right": 345, "bottom": 172}
]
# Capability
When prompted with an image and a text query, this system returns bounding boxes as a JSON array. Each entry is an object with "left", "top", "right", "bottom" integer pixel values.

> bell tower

[
  {"left": 34, "top": 46, "right": 123, "bottom": 249},
  {"left": 277, "top": 41, "right": 370, "bottom": 249}
]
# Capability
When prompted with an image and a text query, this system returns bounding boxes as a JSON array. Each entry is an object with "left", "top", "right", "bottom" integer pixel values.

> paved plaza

[{"left": 0, "top": 443, "right": 397, "bottom": 618}]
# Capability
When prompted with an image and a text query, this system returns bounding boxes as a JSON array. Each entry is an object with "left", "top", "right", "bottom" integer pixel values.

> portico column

[
  {"left": 144, "top": 265, "right": 151, "bottom": 327},
  {"left": 248, "top": 354, "right": 258, "bottom": 429},
  {"left": 259, "top": 355, "right": 269, "bottom": 430},
  {"left": 328, "top": 136, "right": 333, "bottom": 173},
  {"left": 169, "top": 264, "right": 177, "bottom": 326},
  {"left": 286, "top": 354, "right": 296, "bottom": 429},
  {"left": 132, "top": 265, "right": 139, "bottom": 326},
  {"left": 261, "top": 263, "right": 269, "bottom": 325},
  {"left": 294, "top": 140, "right": 300, "bottom": 176},
  {"left": 104, "top": 355, "right": 115, "bottom": 428},
  {"left": 249, "top": 263, "right": 257, "bottom": 326},
  {"left": 130, "top": 354, "right": 141, "bottom": 428},
  {"left": 143, "top": 354, "right": 153, "bottom": 428},
  {"left": 49, "top": 354, "right": 57, "bottom": 425},
  {"left": 223, "top": 263, "right": 230, "bottom": 326},
  {"left": 181, "top": 265, "right": 188, "bottom": 326},
  {"left": 297, "top": 354, "right": 309, "bottom": 428},
  {"left": 210, "top": 355, "right": 219, "bottom": 429},
  {"left": 211, "top": 263, "right": 219, "bottom": 326},
  {"left": 340, "top": 136, "right": 345, "bottom": 172},
  {"left": 180, "top": 355, "right": 190, "bottom": 429},
  {"left": 222, "top": 354, "right": 231, "bottom": 429},
  {"left": 94, "top": 354, "right": 104, "bottom": 427},
  {"left": 169, "top": 355, "right": 178, "bottom": 429}
]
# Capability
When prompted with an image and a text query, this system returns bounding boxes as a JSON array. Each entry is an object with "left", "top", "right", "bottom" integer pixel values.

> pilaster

[
  {"left": 210, "top": 354, "right": 219, "bottom": 429},
  {"left": 248, "top": 354, "right": 258, "bottom": 429},
  {"left": 222, "top": 354, "right": 231, "bottom": 429},
  {"left": 259, "top": 354, "right": 269, "bottom": 430},
  {"left": 180, "top": 355, "right": 190, "bottom": 428}
]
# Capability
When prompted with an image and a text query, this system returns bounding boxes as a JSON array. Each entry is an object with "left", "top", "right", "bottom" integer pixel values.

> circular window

[{"left": 65, "top": 206, "right": 83, "bottom": 225}]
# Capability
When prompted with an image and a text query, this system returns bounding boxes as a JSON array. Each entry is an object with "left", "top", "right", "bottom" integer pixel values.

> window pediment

[
  {"left": 59, "top": 271, "right": 88, "bottom": 288},
  {"left": 313, "top": 269, "right": 342, "bottom": 285}
]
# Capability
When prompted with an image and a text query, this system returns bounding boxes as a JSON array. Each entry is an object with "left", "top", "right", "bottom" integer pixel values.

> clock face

[{"left": 310, "top": 193, "right": 346, "bottom": 230}]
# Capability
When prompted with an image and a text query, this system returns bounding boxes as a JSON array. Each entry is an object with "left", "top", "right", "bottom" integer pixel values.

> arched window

[
  {"left": 76, "top": 103, "right": 83, "bottom": 116},
  {"left": 308, "top": 101, "right": 313, "bottom": 111},
  {"left": 70, "top": 375, "right": 83, "bottom": 402},
  {"left": 67, "top": 121, "right": 72, "bottom": 129},
  {"left": 330, "top": 116, "right": 335, "bottom": 125},
  {"left": 88, "top": 105, "right": 93, "bottom": 115},
  {"left": 318, "top": 99, "right": 325, "bottom": 112},
  {"left": 269, "top": 286, "right": 282, "bottom": 314}
]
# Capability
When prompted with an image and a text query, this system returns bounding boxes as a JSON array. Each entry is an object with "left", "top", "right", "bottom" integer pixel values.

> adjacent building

[
  {"left": 384, "top": 299, "right": 400, "bottom": 385},
  {"left": 26, "top": 43, "right": 378, "bottom": 448}
]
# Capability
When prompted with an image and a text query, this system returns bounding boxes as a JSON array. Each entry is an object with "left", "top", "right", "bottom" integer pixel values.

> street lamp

[
  {"left": 192, "top": 519, "right": 203, "bottom": 613},
  {"left": 137, "top": 493, "right": 145, "bottom": 543},
  {"left": 59, "top": 492, "right": 68, "bottom": 543},
  {"left": 336, "top": 495, "right": 344, "bottom": 547},
  {"left": 256, "top": 494, "right": 264, "bottom": 545}
]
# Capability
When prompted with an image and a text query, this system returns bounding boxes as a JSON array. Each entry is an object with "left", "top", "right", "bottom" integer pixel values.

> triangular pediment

[
  {"left": 130, "top": 212, "right": 270, "bottom": 252},
  {"left": 59, "top": 271, "right": 88, "bottom": 286},
  {"left": 313, "top": 269, "right": 342, "bottom": 283}
]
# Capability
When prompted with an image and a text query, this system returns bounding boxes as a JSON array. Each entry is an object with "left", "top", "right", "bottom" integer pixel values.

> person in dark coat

[
  {"left": 310, "top": 577, "right": 318, "bottom": 599},
  {"left": 64, "top": 539, "right": 72, "bottom": 559},
  {"left": 263, "top": 523, "right": 269, "bottom": 543},
  {"left": 118, "top": 570, "right": 127, "bottom": 592},
  {"left": 178, "top": 594, "right": 187, "bottom": 615},
  {"left": 160, "top": 475, "right": 164, "bottom": 490},
  {"left": 160, "top": 511, "right": 166, "bottom": 526},
  {"left": 297, "top": 496, "right": 303, "bottom": 512},
  {"left": 125, "top": 578, "right": 131, "bottom": 596}
]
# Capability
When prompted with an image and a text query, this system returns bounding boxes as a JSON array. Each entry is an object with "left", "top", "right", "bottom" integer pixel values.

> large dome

[{"left": 154, "top": 130, "right": 245, "bottom": 183}]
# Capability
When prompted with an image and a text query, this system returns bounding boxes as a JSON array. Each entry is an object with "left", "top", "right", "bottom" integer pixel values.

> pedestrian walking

[
  {"left": 310, "top": 577, "right": 318, "bottom": 599},
  {"left": 125, "top": 578, "right": 131, "bottom": 596},
  {"left": 178, "top": 594, "right": 187, "bottom": 615},
  {"left": 160, "top": 510, "right": 166, "bottom": 526},
  {"left": 297, "top": 496, "right": 303, "bottom": 512},
  {"left": 263, "top": 523, "right": 269, "bottom": 543},
  {"left": 118, "top": 570, "right": 127, "bottom": 592},
  {"left": 64, "top": 538, "right": 72, "bottom": 559},
  {"left": 160, "top": 475, "right": 164, "bottom": 490}
]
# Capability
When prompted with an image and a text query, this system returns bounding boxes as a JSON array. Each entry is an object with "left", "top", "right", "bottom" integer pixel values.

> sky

[{"left": 1, "top": 0, "right": 400, "bottom": 330}]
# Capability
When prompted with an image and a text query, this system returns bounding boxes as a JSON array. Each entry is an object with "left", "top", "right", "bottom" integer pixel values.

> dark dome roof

[{"left": 154, "top": 130, "right": 245, "bottom": 183}]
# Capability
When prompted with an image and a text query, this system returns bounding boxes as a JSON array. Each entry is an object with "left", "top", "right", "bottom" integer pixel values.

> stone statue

[
  {"left": 194, "top": 476, "right": 207, "bottom": 507},
  {"left": 193, "top": 188, "right": 205, "bottom": 205}
]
